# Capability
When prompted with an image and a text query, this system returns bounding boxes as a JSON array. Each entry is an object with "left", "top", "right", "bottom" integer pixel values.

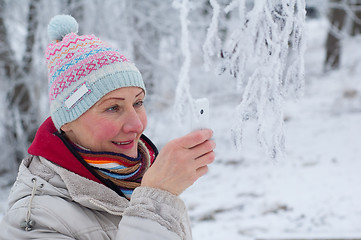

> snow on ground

[
  {"left": 182, "top": 103, "right": 361, "bottom": 239},
  {"left": 1, "top": 18, "right": 360, "bottom": 239}
]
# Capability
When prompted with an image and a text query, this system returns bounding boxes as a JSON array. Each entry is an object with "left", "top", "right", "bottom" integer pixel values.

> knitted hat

[{"left": 46, "top": 15, "right": 145, "bottom": 130}]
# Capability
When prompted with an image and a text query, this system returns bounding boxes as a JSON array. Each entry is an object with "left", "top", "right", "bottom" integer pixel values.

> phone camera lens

[{"left": 200, "top": 109, "right": 204, "bottom": 114}]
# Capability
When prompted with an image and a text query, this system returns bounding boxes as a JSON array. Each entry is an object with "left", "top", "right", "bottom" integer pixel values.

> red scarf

[{"left": 28, "top": 117, "right": 158, "bottom": 187}]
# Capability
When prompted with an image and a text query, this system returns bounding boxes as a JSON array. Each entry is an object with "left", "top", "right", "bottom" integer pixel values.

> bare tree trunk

[
  {"left": 0, "top": 0, "right": 18, "bottom": 78},
  {"left": 23, "top": 0, "right": 39, "bottom": 74},
  {"left": 325, "top": 0, "right": 361, "bottom": 71},
  {"left": 325, "top": 0, "right": 347, "bottom": 71},
  {"left": 12, "top": 0, "right": 40, "bottom": 113},
  {"left": 0, "top": 0, "right": 22, "bottom": 179},
  {"left": 3, "top": 0, "right": 40, "bottom": 163},
  {"left": 351, "top": 1, "right": 361, "bottom": 35}
]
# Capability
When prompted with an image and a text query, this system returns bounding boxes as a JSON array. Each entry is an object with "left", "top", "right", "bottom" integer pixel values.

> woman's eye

[
  {"left": 106, "top": 105, "right": 119, "bottom": 112},
  {"left": 134, "top": 101, "right": 144, "bottom": 108}
]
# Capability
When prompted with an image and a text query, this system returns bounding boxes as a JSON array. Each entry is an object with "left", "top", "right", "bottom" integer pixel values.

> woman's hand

[{"left": 141, "top": 129, "right": 216, "bottom": 196}]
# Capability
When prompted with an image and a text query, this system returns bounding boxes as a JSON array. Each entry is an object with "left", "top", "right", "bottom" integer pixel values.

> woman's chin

[{"left": 112, "top": 144, "right": 138, "bottom": 158}]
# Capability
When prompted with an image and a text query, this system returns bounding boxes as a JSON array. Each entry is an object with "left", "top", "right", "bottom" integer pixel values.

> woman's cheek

[{"left": 94, "top": 119, "right": 119, "bottom": 140}]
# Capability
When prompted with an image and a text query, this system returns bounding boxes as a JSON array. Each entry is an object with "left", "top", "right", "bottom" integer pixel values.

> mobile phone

[{"left": 191, "top": 98, "right": 210, "bottom": 131}]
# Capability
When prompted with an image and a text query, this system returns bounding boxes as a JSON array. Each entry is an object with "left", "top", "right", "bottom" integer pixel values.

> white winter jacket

[{"left": 0, "top": 155, "right": 192, "bottom": 239}]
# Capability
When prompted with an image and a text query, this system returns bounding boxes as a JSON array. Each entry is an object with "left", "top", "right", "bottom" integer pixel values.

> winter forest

[{"left": 1, "top": 0, "right": 361, "bottom": 239}]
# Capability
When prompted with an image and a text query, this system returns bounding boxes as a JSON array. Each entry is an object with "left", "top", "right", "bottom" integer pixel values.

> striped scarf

[{"left": 73, "top": 139, "right": 153, "bottom": 199}]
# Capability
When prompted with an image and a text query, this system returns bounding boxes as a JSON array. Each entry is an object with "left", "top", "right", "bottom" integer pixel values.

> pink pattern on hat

[{"left": 49, "top": 50, "right": 128, "bottom": 100}]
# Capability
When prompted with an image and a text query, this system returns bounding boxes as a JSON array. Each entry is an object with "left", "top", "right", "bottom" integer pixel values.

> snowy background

[
  {"left": 146, "top": 18, "right": 361, "bottom": 239},
  {"left": 1, "top": 1, "right": 361, "bottom": 239}
]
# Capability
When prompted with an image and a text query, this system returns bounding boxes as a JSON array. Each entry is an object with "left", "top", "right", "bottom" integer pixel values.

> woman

[{"left": 0, "top": 15, "right": 215, "bottom": 240}]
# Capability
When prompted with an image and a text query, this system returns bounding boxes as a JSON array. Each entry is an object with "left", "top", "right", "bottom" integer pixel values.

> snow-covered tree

[{"left": 201, "top": 0, "right": 307, "bottom": 159}]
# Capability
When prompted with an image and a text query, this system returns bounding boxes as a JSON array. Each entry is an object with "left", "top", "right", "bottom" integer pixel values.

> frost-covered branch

[
  {"left": 173, "top": 0, "right": 194, "bottom": 123},
  {"left": 203, "top": 0, "right": 221, "bottom": 71},
  {"left": 207, "top": 0, "right": 306, "bottom": 159}
]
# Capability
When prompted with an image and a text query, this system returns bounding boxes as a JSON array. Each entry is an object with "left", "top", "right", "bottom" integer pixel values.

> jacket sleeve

[{"left": 117, "top": 187, "right": 192, "bottom": 240}]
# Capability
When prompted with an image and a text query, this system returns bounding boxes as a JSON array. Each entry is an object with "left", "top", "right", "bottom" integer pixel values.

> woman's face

[{"left": 61, "top": 87, "right": 147, "bottom": 158}]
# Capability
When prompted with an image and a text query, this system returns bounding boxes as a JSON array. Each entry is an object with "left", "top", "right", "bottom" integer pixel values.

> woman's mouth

[{"left": 111, "top": 140, "right": 135, "bottom": 149}]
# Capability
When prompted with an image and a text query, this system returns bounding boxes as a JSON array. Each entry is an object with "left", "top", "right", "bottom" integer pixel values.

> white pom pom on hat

[{"left": 48, "top": 14, "right": 78, "bottom": 41}]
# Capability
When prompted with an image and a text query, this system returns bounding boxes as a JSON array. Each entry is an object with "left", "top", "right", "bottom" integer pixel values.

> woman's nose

[{"left": 122, "top": 110, "right": 144, "bottom": 133}]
